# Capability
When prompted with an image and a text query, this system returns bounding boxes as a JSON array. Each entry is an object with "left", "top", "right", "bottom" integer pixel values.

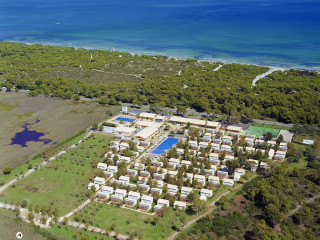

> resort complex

[{"left": 86, "top": 110, "right": 292, "bottom": 214}]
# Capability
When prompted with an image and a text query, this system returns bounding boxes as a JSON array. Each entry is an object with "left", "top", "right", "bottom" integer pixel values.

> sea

[{"left": 0, "top": 0, "right": 319, "bottom": 70}]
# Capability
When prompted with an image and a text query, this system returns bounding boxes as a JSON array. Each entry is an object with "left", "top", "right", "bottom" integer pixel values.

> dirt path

[
  {"left": 252, "top": 67, "right": 286, "bottom": 86},
  {"left": 286, "top": 193, "right": 320, "bottom": 217},
  {"left": 167, "top": 175, "right": 257, "bottom": 240},
  {"left": 66, "top": 220, "right": 130, "bottom": 239}
]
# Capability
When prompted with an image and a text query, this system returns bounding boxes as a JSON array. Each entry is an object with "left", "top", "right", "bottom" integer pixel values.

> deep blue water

[
  {"left": 115, "top": 117, "right": 136, "bottom": 123},
  {"left": 11, "top": 120, "right": 52, "bottom": 147},
  {"left": 0, "top": 0, "right": 319, "bottom": 70},
  {"left": 152, "top": 137, "right": 179, "bottom": 155}
]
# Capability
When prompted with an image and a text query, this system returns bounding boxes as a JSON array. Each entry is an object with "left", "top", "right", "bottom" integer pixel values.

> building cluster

[{"left": 88, "top": 112, "right": 291, "bottom": 214}]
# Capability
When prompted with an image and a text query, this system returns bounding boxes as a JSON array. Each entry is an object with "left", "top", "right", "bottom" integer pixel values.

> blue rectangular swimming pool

[
  {"left": 115, "top": 117, "right": 136, "bottom": 123},
  {"left": 152, "top": 137, "right": 180, "bottom": 155}
]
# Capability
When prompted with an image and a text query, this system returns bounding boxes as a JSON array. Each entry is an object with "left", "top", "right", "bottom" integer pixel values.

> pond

[{"left": 11, "top": 120, "right": 52, "bottom": 147}]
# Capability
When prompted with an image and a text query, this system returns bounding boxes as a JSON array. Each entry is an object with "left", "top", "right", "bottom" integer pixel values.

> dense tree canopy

[{"left": 1, "top": 42, "right": 320, "bottom": 124}]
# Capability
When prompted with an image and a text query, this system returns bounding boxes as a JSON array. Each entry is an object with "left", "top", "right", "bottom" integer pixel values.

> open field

[
  {"left": 0, "top": 92, "right": 120, "bottom": 172},
  {"left": 52, "top": 224, "right": 113, "bottom": 240},
  {"left": 0, "top": 208, "right": 46, "bottom": 240},
  {"left": 73, "top": 201, "right": 193, "bottom": 240},
  {"left": 245, "top": 125, "right": 280, "bottom": 137},
  {"left": 0, "top": 134, "right": 113, "bottom": 215},
  {"left": 250, "top": 122, "right": 292, "bottom": 130}
]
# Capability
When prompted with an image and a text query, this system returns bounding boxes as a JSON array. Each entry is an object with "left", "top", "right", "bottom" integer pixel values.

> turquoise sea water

[{"left": 0, "top": 0, "right": 319, "bottom": 70}]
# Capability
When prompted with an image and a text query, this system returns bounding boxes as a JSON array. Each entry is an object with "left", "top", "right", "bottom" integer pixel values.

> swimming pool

[
  {"left": 115, "top": 117, "right": 136, "bottom": 123},
  {"left": 152, "top": 137, "right": 180, "bottom": 155}
]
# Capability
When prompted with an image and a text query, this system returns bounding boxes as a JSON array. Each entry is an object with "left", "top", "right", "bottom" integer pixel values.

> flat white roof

[
  {"left": 223, "top": 178, "right": 234, "bottom": 183},
  {"left": 194, "top": 174, "right": 205, "bottom": 180},
  {"left": 139, "top": 112, "right": 157, "bottom": 119},
  {"left": 170, "top": 116, "right": 220, "bottom": 127},
  {"left": 168, "top": 170, "right": 178, "bottom": 176},
  {"left": 168, "top": 184, "right": 178, "bottom": 189},
  {"left": 94, "top": 177, "right": 105, "bottom": 182},
  {"left": 119, "top": 176, "right": 130, "bottom": 181},
  {"left": 201, "top": 189, "right": 213, "bottom": 194},
  {"left": 141, "top": 195, "right": 153, "bottom": 201},
  {"left": 235, "top": 168, "right": 245, "bottom": 173},
  {"left": 128, "top": 191, "right": 140, "bottom": 197},
  {"left": 136, "top": 120, "right": 162, "bottom": 128},
  {"left": 227, "top": 126, "right": 242, "bottom": 132},
  {"left": 181, "top": 160, "right": 191, "bottom": 165},
  {"left": 158, "top": 199, "right": 170, "bottom": 205},
  {"left": 169, "top": 158, "right": 180, "bottom": 163},
  {"left": 102, "top": 186, "right": 113, "bottom": 192},
  {"left": 97, "top": 162, "right": 108, "bottom": 167},
  {"left": 174, "top": 201, "right": 187, "bottom": 207},
  {"left": 208, "top": 176, "right": 220, "bottom": 181},
  {"left": 108, "top": 166, "right": 118, "bottom": 170},
  {"left": 155, "top": 115, "right": 166, "bottom": 120},
  {"left": 135, "top": 126, "right": 158, "bottom": 140},
  {"left": 181, "top": 187, "right": 193, "bottom": 192},
  {"left": 115, "top": 189, "right": 127, "bottom": 194},
  {"left": 114, "top": 126, "right": 136, "bottom": 134},
  {"left": 276, "top": 150, "right": 287, "bottom": 155}
]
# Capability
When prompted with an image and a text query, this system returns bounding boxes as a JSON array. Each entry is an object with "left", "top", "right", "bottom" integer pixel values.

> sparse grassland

[
  {"left": 52, "top": 224, "right": 113, "bottom": 240},
  {"left": 0, "top": 134, "right": 113, "bottom": 215},
  {"left": 0, "top": 92, "right": 120, "bottom": 172},
  {"left": 250, "top": 122, "right": 292, "bottom": 130},
  {"left": 0, "top": 208, "right": 46, "bottom": 240}
]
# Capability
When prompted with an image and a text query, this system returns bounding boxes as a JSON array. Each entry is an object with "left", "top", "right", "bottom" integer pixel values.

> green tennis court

[{"left": 245, "top": 126, "right": 280, "bottom": 137}]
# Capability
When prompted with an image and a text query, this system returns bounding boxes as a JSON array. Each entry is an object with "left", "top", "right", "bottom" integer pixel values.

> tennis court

[
  {"left": 245, "top": 126, "right": 280, "bottom": 137},
  {"left": 152, "top": 137, "right": 179, "bottom": 155}
]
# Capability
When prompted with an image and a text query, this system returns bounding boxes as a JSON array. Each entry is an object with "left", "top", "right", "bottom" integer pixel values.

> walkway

[
  {"left": 167, "top": 175, "right": 257, "bottom": 240},
  {"left": 286, "top": 193, "right": 320, "bottom": 217},
  {"left": 252, "top": 67, "right": 286, "bottom": 86},
  {"left": 213, "top": 64, "right": 224, "bottom": 71},
  {"left": 66, "top": 220, "right": 130, "bottom": 239},
  {"left": 59, "top": 198, "right": 93, "bottom": 221}
]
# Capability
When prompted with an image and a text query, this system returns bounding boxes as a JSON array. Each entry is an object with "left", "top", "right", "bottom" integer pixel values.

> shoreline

[{"left": 3, "top": 40, "right": 320, "bottom": 73}]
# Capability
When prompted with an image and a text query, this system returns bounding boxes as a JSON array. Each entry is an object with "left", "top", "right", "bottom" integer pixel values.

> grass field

[
  {"left": 250, "top": 122, "right": 292, "bottom": 130},
  {"left": 245, "top": 125, "right": 280, "bottom": 137},
  {"left": 0, "top": 133, "right": 113, "bottom": 215},
  {"left": 0, "top": 208, "right": 46, "bottom": 240},
  {"left": 0, "top": 92, "right": 120, "bottom": 172},
  {"left": 52, "top": 224, "right": 113, "bottom": 240},
  {"left": 73, "top": 201, "right": 194, "bottom": 240}
]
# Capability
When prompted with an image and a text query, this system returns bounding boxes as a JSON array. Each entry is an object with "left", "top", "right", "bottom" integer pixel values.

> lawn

[
  {"left": 0, "top": 92, "right": 120, "bottom": 172},
  {"left": 250, "top": 122, "right": 291, "bottom": 130},
  {"left": 73, "top": 201, "right": 195, "bottom": 240},
  {"left": 245, "top": 125, "right": 280, "bottom": 137},
  {"left": 52, "top": 224, "right": 113, "bottom": 240},
  {"left": 0, "top": 133, "right": 113, "bottom": 215}
]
